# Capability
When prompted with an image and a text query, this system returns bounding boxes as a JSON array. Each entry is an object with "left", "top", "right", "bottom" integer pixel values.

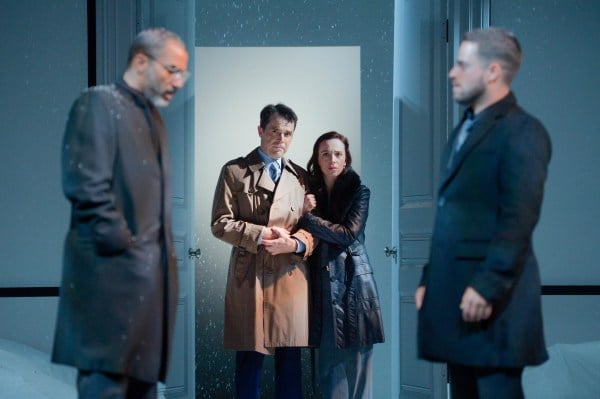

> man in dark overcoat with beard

[{"left": 52, "top": 28, "right": 189, "bottom": 398}]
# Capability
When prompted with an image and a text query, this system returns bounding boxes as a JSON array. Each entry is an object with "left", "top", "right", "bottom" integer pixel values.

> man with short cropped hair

[
  {"left": 416, "top": 27, "right": 551, "bottom": 398},
  {"left": 211, "top": 103, "right": 314, "bottom": 399}
]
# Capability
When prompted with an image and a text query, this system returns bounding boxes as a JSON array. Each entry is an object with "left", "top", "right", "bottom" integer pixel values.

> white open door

[{"left": 395, "top": 0, "right": 449, "bottom": 397}]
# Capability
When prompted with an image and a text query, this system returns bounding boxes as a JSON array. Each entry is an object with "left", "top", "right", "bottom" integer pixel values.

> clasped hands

[
  {"left": 262, "top": 195, "right": 316, "bottom": 256},
  {"left": 261, "top": 226, "right": 297, "bottom": 255}
]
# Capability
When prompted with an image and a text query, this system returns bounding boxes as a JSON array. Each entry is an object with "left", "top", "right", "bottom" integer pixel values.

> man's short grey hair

[
  {"left": 127, "top": 27, "right": 185, "bottom": 65},
  {"left": 463, "top": 27, "right": 522, "bottom": 84}
]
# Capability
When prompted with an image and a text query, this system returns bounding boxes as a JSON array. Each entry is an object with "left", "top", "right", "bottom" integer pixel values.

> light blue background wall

[
  {"left": 492, "top": 0, "right": 600, "bottom": 285},
  {"left": 0, "top": 0, "right": 87, "bottom": 352},
  {"left": 0, "top": 1, "right": 86, "bottom": 287}
]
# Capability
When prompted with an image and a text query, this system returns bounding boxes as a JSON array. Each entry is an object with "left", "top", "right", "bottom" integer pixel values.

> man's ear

[
  {"left": 257, "top": 125, "right": 263, "bottom": 138},
  {"left": 131, "top": 52, "right": 150, "bottom": 75},
  {"left": 486, "top": 61, "right": 502, "bottom": 84}
]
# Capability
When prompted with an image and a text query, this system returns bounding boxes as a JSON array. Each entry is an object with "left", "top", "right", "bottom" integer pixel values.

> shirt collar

[
  {"left": 257, "top": 147, "right": 281, "bottom": 168},
  {"left": 464, "top": 108, "right": 475, "bottom": 121}
]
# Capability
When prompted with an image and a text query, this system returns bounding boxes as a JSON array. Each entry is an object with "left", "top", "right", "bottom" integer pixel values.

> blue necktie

[
  {"left": 269, "top": 162, "right": 280, "bottom": 182},
  {"left": 447, "top": 113, "right": 475, "bottom": 168},
  {"left": 454, "top": 116, "right": 474, "bottom": 152}
]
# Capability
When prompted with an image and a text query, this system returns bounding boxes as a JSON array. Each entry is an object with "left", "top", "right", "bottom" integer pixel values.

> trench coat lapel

[
  {"left": 249, "top": 150, "right": 300, "bottom": 199},
  {"left": 273, "top": 158, "right": 301, "bottom": 202},
  {"left": 256, "top": 167, "right": 276, "bottom": 192},
  {"left": 246, "top": 148, "right": 276, "bottom": 193}
]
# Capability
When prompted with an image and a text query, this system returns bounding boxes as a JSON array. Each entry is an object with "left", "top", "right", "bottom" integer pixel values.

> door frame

[{"left": 393, "top": 1, "right": 490, "bottom": 398}]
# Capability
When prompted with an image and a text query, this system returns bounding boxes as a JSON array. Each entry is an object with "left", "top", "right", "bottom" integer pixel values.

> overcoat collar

[
  {"left": 116, "top": 78, "right": 152, "bottom": 109},
  {"left": 439, "top": 92, "right": 518, "bottom": 193},
  {"left": 115, "top": 78, "right": 165, "bottom": 136}
]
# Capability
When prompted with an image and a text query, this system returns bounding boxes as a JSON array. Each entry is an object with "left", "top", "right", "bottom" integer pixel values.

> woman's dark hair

[{"left": 306, "top": 131, "right": 352, "bottom": 184}]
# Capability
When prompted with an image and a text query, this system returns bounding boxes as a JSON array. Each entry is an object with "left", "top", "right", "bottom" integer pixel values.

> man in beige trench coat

[{"left": 211, "top": 103, "right": 314, "bottom": 399}]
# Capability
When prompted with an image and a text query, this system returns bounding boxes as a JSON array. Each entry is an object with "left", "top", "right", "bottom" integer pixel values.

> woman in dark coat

[{"left": 300, "top": 131, "right": 384, "bottom": 398}]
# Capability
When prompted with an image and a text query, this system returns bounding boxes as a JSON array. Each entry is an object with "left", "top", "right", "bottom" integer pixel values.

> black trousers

[
  {"left": 77, "top": 370, "right": 157, "bottom": 399},
  {"left": 235, "top": 348, "right": 302, "bottom": 399},
  {"left": 448, "top": 363, "right": 524, "bottom": 399}
]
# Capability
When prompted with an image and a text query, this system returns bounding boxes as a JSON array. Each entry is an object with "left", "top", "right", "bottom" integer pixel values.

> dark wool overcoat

[
  {"left": 418, "top": 93, "right": 551, "bottom": 367},
  {"left": 52, "top": 80, "right": 179, "bottom": 383}
]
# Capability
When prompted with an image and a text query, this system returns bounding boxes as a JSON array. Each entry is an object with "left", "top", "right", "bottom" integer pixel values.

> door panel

[
  {"left": 140, "top": 1, "right": 196, "bottom": 398},
  {"left": 395, "top": 1, "right": 492, "bottom": 397},
  {"left": 395, "top": 0, "right": 448, "bottom": 398}
]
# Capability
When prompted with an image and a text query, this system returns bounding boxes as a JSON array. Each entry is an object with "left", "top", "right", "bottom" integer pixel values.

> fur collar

[{"left": 312, "top": 168, "right": 361, "bottom": 223}]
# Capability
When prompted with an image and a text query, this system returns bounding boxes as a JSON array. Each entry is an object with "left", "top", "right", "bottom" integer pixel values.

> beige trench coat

[{"left": 211, "top": 148, "right": 314, "bottom": 354}]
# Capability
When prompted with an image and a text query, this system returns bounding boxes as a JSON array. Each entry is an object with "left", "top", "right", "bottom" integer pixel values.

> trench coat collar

[
  {"left": 246, "top": 147, "right": 301, "bottom": 196},
  {"left": 439, "top": 92, "right": 518, "bottom": 194}
]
